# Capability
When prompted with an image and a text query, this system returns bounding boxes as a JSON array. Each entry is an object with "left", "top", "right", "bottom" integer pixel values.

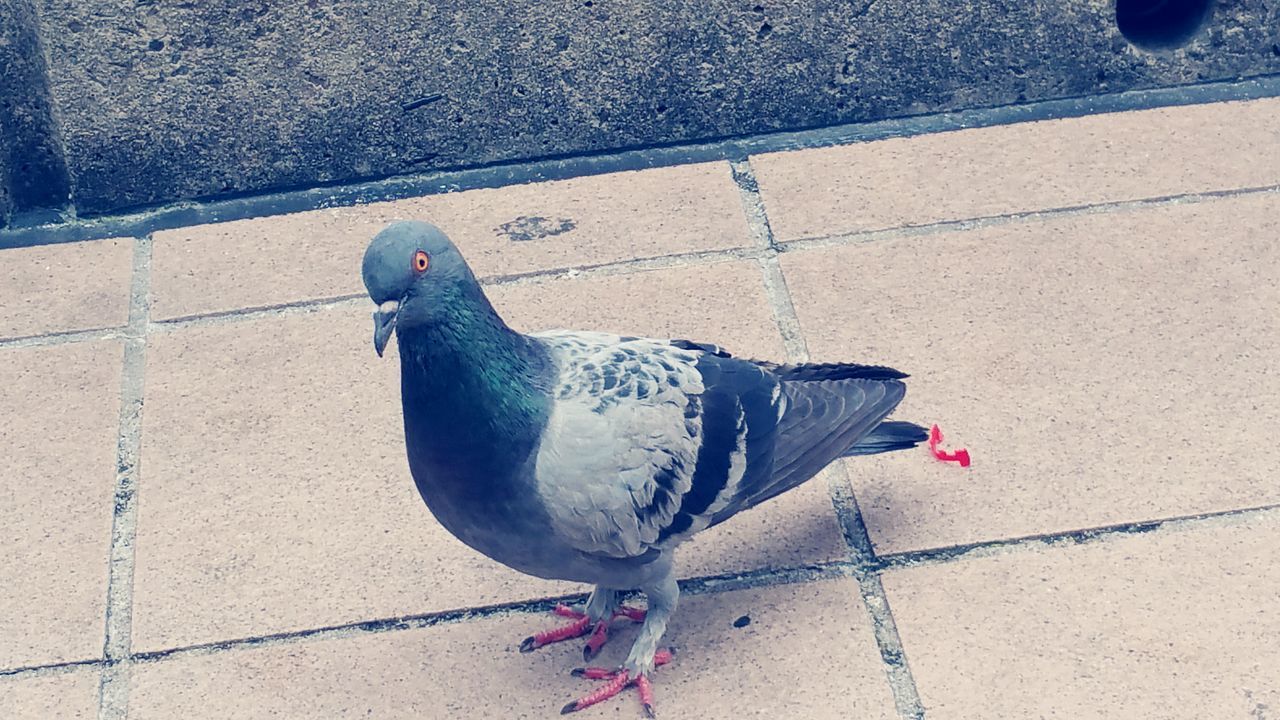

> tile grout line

[
  {"left": 1, "top": 562, "right": 855, "bottom": 679},
  {"left": 96, "top": 235, "right": 153, "bottom": 720},
  {"left": 4, "top": 246, "right": 776, "bottom": 349},
  {"left": 147, "top": 294, "right": 370, "bottom": 332},
  {"left": 124, "top": 564, "right": 853, "bottom": 667},
  {"left": 876, "top": 500, "right": 1280, "bottom": 571},
  {"left": 6, "top": 181, "right": 1277, "bottom": 350},
  {"left": 731, "top": 157, "right": 926, "bottom": 720},
  {"left": 728, "top": 158, "right": 808, "bottom": 360},
  {"left": 728, "top": 159, "right": 781, "bottom": 252},
  {"left": 0, "top": 326, "right": 128, "bottom": 351},
  {"left": 0, "top": 658, "right": 106, "bottom": 682},
  {"left": 143, "top": 246, "right": 771, "bottom": 332},
  {"left": 829, "top": 463, "right": 926, "bottom": 719},
  {"left": 779, "top": 182, "right": 1280, "bottom": 252},
  {"left": 4, "top": 501, "right": 1276, "bottom": 681},
  {"left": 757, "top": 255, "right": 809, "bottom": 363}
]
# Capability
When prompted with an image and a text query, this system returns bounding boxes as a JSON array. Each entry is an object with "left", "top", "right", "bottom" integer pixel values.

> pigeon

[{"left": 361, "top": 220, "right": 929, "bottom": 716}]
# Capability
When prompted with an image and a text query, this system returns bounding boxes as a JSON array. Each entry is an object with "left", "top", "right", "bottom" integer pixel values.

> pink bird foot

[
  {"left": 519, "top": 603, "right": 647, "bottom": 657},
  {"left": 562, "top": 649, "right": 673, "bottom": 717}
]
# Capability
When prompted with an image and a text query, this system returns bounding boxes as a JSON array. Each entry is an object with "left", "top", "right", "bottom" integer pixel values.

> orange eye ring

[{"left": 412, "top": 250, "right": 430, "bottom": 273}]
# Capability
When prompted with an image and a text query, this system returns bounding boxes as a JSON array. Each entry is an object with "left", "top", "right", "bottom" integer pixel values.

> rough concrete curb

[
  {"left": 1, "top": 0, "right": 71, "bottom": 224},
  {"left": 5, "top": 0, "right": 1280, "bottom": 225}
]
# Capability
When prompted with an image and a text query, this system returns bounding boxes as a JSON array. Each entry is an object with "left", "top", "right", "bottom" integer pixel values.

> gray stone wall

[
  {"left": 3, "top": 0, "right": 1279, "bottom": 225},
  {"left": 2, "top": 0, "right": 71, "bottom": 225}
]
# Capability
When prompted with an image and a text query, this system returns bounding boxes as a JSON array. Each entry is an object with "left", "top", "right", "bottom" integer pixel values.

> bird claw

[
  {"left": 613, "top": 606, "right": 648, "bottom": 623},
  {"left": 561, "top": 650, "right": 672, "bottom": 716},
  {"left": 554, "top": 604, "right": 588, "bottom": 620},
  {"left": 520, "top": 603, "right": 647, "bottom": 656},
  {"left": 520, "top": 605, "right": 591, "bottom": 653},
  {"left": 636, "top": 675, "right": 656, "bottom": 719},
  {"left": 582, "top": 620, "right": 609, "bottom": 661},
  {"left": 560, "top": 671, "right": 631, "bottom": 715}
]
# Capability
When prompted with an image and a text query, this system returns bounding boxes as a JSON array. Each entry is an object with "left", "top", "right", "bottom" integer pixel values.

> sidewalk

[{"left": 2, "top": 96, "right": 1278, "bottom": 719}]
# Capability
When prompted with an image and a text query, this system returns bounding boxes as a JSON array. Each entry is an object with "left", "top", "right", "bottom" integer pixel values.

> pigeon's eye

[{"left": 412, "top": 250, "right": 430, "bottom": 273}]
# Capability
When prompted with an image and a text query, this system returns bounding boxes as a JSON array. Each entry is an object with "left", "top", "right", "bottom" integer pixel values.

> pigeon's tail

[
  {"left": 840, "top": 421, "right": 929, "bottom": 457},
  {"left": 721, "top": 373, "right": 909, "bottom": 514}
]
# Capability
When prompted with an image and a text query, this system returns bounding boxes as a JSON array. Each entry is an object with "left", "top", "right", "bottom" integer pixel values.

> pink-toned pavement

[{"left": 2, "top": 97, "right": 1279, "bottom": 720}]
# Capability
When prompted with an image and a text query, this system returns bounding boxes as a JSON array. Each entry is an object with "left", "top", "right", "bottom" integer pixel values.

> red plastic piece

[{"left": 929, "top": 424, "right": 971, "bottom": 467}]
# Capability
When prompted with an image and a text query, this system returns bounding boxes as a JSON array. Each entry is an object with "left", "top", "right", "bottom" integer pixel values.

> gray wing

[
  {"left": 531, "top": 331, "right": 711, "bottom": 560},
  {"left": 532, "top": 331, "right": 907, "bottom": 561}
]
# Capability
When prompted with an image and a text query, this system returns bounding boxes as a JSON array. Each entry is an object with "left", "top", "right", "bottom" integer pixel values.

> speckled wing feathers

[
  {"left": 532, "top": 331, "right": 707, "bottom": 559},
  {"left": 531, "top": 330, "right": 906, "bottom": 562}
]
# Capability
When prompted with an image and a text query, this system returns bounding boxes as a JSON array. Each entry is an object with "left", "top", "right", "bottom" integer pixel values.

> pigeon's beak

[{"left": 372, "top": 300, "right": 399, "bottom": 357}]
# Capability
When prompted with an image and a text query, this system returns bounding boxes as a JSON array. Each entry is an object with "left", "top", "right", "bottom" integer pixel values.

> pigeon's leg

[
  {"left": 583, "top": 586, "right": 648, "bottom": 625},
  {"left": 520, "top": 586, "right": 643, "bottom": 655},
  {"left": 623, "top": 574, "right": 677, "bottom": 678},
  {"left": 579, "top": 587, "right": 618, "bottom": 661},
  {"left": 583, "top": 586, "right": 620, "bottom": 621},
  {"left": 562, "top": 573, "right": 678, "bottom": 717},
  {"left": 579, "top": 587, "right": 649, "bottom": 660}
]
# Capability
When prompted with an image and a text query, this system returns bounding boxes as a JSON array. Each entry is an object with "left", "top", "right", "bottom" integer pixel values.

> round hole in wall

[{"left": 1115, "top": 0, "right": 1213, "bottom": 50}]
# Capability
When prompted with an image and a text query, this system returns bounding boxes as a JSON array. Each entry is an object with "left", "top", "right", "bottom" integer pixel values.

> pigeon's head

[{"left": 361, "top": 220, "right": 478, "bottom": 357}]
